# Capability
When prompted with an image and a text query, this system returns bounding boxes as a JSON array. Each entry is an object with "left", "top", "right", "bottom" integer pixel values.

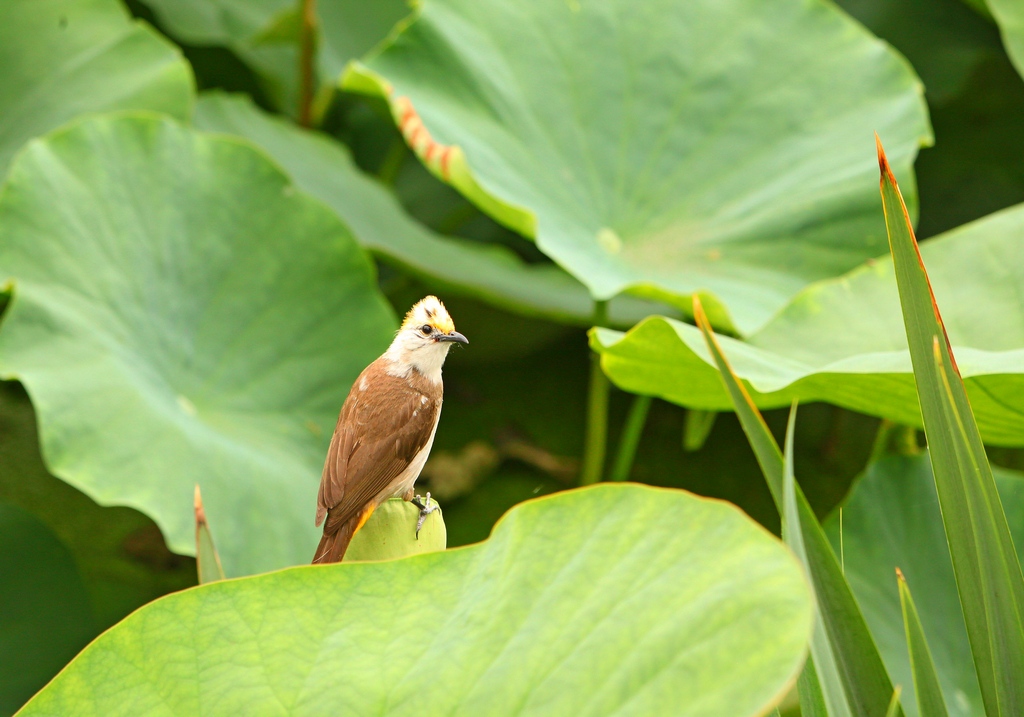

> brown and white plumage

[{"left": 312, "top": 296, "right": 466, "bottom": 564}]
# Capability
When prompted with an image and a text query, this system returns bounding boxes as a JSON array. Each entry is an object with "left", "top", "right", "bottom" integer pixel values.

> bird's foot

[{"left": 410, "top": 492, "right": 437, "bottom": 538}]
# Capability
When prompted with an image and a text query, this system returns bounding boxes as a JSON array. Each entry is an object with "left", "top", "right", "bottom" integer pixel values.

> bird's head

[{"left": 384, "top": 296, "right": 468, "bottom": 381}]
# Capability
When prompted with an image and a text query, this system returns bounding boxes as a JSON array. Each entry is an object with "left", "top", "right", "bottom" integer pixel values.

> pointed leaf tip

[
  {"left": 194, "top": 484, "right": 207, "bottom": 528},
  {"left": 875, "top": 133, "right": 895, "bottom": 184},
  {"left": 195, "top": 484, "right": 225, "bottom": 584},
  {"left": 692, "top": 293, "right": 707, "bottom": 329}
]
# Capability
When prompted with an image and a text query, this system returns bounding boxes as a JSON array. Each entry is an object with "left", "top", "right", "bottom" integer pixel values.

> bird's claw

[{"left": 411, "top": 492, "right": 437, "bottom": 538}]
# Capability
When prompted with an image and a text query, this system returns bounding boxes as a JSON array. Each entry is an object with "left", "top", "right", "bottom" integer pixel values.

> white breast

[{"left": 385, "top": 406, "right": 441, "bottom": 501}]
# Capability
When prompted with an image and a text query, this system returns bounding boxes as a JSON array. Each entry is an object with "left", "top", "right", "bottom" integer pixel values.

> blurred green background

[{"left": 3, "top": 0, "right": 1024, "bottom": 712}]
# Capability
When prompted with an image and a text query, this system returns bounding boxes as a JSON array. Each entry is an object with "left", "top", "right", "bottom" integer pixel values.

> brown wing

[{"left": 315, "top": 360, "right": 441, "bottom": 537}]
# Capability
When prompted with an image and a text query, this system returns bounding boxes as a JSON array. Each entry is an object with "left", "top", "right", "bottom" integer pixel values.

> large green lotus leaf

[
  {"left": 194, "top": 91, "right": 667, "bottom": 327},
  {"left": 0, "top": 381, "right": 195, "bottom": 630},
  {"left": 0, "top": 503, "right": 95, "bottom": 716},
  {"left": 823, "top": 450, "right": 1024, "bottom": 717},
  {"left": 344, "top": 0, "right": 931, "bottom": 335},
  {"left": 593, "top": 202, "right": 1024, "bottom": 446},
  {"left": 0, "top": 115, "right": 396, "bottom": 577},
  {"left": 988, "top": 0, "right": 1024, "bottom": 80},
  {"left": 18, "top": 484, "right": 812, "bottom": 717},
  {"left": 0, "top": 0, "right": 192, "bottom": 176}
]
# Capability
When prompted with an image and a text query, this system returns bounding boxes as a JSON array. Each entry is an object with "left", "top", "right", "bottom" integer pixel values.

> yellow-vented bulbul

[{"left": 312, "top": 296, "right": 467, "bottom": 563}]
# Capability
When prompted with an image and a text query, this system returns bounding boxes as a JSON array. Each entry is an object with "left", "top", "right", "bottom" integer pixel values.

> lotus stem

[
  {"left": 581, "top": 300, "right": 610, "bottom": 485},
  {"left": 609, "top": 394, "right": 652, "bottom": 482},
  {"left": 297, "top": 0, "right": 317, "bottom": 127}
]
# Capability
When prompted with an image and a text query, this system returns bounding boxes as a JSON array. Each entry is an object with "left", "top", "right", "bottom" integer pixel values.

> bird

[{"left": 312, "top": 295, "right": 468, "bottom": 564}]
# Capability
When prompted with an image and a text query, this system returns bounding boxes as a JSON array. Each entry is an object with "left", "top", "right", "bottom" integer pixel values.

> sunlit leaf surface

[
  {"left": 346, "top": 0, "right": 930, "bottom": 333},
  {"left": 0, "top": 115, "right": 395, "bottom": 577},
  {"left": 19, "top": 485, "right": 811, "bottom": 717},
  {"left": 593, "top": 202, "right": 1024, "bottom": 446}
]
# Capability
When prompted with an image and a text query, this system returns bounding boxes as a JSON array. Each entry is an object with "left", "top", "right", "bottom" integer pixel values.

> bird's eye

[{"left": 420, "top": 324, "right": 433, "bottom": 335}]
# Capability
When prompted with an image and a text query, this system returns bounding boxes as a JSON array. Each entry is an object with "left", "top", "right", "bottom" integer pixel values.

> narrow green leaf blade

[
  {"left": 193, "top": 486, "right": 224, "bottom": 585},
  {"left": 896, "top": 568, "right": 950, "bottom": 717},
  {"left": 693, "top": 297, "right": 901, "bottom": 717},
  {"left": 692, "top": 298, "right": 782, "bottom": 505},
  {"left": 886, "top": 688, "right": 904, "bottom": 717},
  {"left": 878, "top": 136, "right": 1024, "bottom": 715},
  {"left": 798, "top": 657, "right": 830, "bottom": 717},
  {"left": 783, "top": 407, "right": 854, "bottom": 717}
]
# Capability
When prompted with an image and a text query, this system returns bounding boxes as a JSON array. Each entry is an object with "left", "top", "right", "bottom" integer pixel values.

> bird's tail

[{"left": 311, "top": 505, "right": 375, "bottom": 564}]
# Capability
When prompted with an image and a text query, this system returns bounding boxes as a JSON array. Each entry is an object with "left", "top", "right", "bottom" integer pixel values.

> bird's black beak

[{"left": 437, "top": 331, "right": 469, "bottom": 344}]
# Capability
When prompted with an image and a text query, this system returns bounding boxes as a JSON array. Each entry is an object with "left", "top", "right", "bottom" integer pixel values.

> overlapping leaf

[
  {"left": 345, "top": 0, "right": 930, "bottom": 334},
  {"left": 897, "top": 570, "right": 951, "bottom": 717},
  {"left": 18, "top": 484, "right": 812, "bottom": 717},
  {"left": 0, "top": 382, "right": 195, "bottom": 630},
  {"left": 593, "top": 201, "right": 1024, "bottom": 446},
  {"left": 782, "top": 409, "right": 856, "bottom": 717},
  {"left": 193, "top": 92, "right": 664, "bottom": 327},
  {"left": 835, "top": 0, "right": 1000, "bottom": 103},
  {"left": 0, "top": 0, "right": 192, "bottom": 175},
  {"left": 987, "top": 0, "right": 1024, "bottom": 80},
  {"left": 139, "top": 0, "right": 408, "bottom": 113},
  {"left": 694, "top": 303, "right": 899, "bottom": 717},
  {"left": 0, "top": 115, "right": 395, "bottom": 578}
]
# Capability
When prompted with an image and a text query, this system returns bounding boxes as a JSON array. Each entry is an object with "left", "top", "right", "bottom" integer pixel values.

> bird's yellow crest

[{"left": 401, "top": 295, "right": 456, "bottom": 334}]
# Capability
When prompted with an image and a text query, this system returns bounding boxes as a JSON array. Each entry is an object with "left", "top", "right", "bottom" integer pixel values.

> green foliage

[
  {"left": 837, "top": 0, "right": 999, "bottom": 103},
  {"left": 783, "top": 409, "right": 856, "bottom": 717},
  {"left": 0, "top": 114, "right": 395, "bottom": 577},
  {"left": 694, "top": 306, "right": 899, "bottom": 716},
  {"left": 139, "top": 0, "right": 407, "bottom": 114},
  {"left": 898, "top": 570, "right": 951, "bottom": 717},
  {"left": 346, "top": 0, "right": 931, "bottom": 335},
  {"left": 593, "top": 202, "right": 1024, "bottom": 446},
  {"left": 3, "top": 0, "right": 1024, "bottom": 712},
  {"left": 192, "top": 91, "right": 662, "bottom": 327},
  {"left": 17, "top": 485, "right": 813, "bottom": 717},
  {"left": 0, "top": 0, "right": 193, "bottom": 175},
  {"left": 986, "top": 0, "right": 1024, "bottom": 80},
  {"left": 0, "top": 382, "right": 195, "bottom": 631},
  {"left": 877, "top": 140, "right": 1024, "bottom": 716},
  {"left": 193, "top": 487, "right": 224, "bottom": 584},
  {"left": 823, "top": 448, "right": 1024, "bottom": 716}
]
